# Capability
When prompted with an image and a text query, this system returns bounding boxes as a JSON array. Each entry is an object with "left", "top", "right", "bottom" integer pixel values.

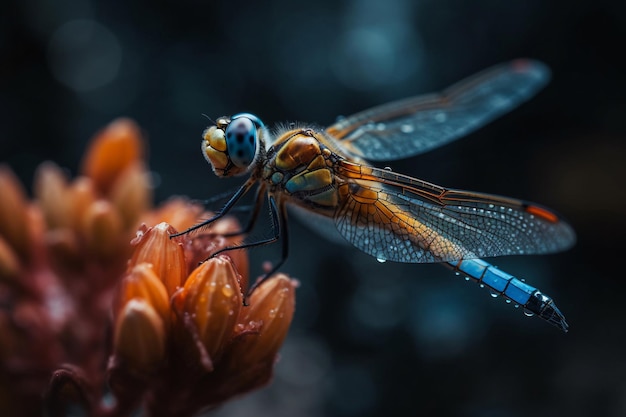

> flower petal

[
  {"left": 175, "top": 256, "right": 243, "bottom": 365},
  {"left": 231, "top": 274, "right": 296, "bottom": 366},
  {"left": 109, "top": 162, "right": 152, "bottom": 231},
  {"left": 34, "top": 162, "right": 72, "bottom": 230},
  {"left": 129, "top": 223, "right": 186, "bottom": 295},
  {"left": 113, "top": 299, "right": 165, "bottom": 373},
  {"left": 0, "top": 166, "right": 32, "bottom": 259},
  {"left": 81, "top": 200, "right": 124, "bottom": 258},
  {"left": 115, "top": 263, "right": 170, "bottom": 327},
  {"left": 0, "top": 236, "right": 20, "bottom": 281},
  {"left": 81, "top": 118, "right": 143, "bottom": 195}
]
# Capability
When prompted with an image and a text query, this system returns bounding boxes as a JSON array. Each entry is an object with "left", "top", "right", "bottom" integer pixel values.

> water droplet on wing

[{"left": 400, "top": 124, "right": 414, "bottom": 133}]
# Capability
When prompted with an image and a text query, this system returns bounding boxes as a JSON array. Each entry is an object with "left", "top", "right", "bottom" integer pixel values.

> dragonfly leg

[
  {"left": 221, "top": 185, "right": 266, "bottom": 238},
  {"left": 208, "top": 196, "right": 288, "bottom": 304},
  {"left": 170, "top": 179, "right": 254, "bottom": 238},
  {"left": 193, "top": 187, "right": 265, "bottom": 237},
  {"left": 195, "top": 187, "right": 247, "bottom": 209}
]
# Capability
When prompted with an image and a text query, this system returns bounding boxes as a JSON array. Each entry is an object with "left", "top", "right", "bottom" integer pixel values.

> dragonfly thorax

[{"left": 263, "top": 128, "right": 340, "bottom": 213}]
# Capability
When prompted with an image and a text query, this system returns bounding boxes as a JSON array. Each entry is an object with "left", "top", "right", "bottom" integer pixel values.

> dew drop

[
  {"left": 454, "top": 271, "right": 460, "bottom": 276},
  {"left": 489, "top": 290, "right": 499, "bottom": 298},
  {"left": 376, "top": 123, "right": 386, "bottom": 131},
  {"left": 376, "top": 257, "right": 386, "bottom": 263},
  {"left": 434, "top": 112, "right": 447, "bottom": 122},
  {"left": 464, "top": 276, "right": 470, "bottom": 281},
  {"left": 400, "top": 124, "right": 414, "bottom": 133},
  {"left": 268, "top": 308, "right": 277, "bottom": 318},
  {"left": 514, "top": 304, "right": 520, "bottom": 308},
  {"left": 384, "top": 166, "right": 392, "bottom": 171},
  {"left": 523, "top": 308, "right": 535, "bottom": 317},
  {"left": 221, "top": 284, "right": 234, "bottom": 297},
  {"left": 479, "top": 284, "right": 485, "bottom": 288},
  {"left": 505, "top": 299, "right": 512, "bottom": 304},
  {"left": 521, "top": 278, "right": 525, "bottom": 282}
]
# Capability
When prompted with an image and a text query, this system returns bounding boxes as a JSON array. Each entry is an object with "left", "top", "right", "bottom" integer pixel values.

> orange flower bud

[
  {"left": 0, "top": 236, "right": 20, "bottom": 281},
  {"left": 113, "top": 299, "right": 166, "bottom": 373},
  {"left": 109, "top": 162, "right": 152, "bottom": 231},
  {"left": 81, "top": 200, "right": 124, "bottom": 258},
  {"left": 44, "top": 366, "right": 93, "bottom": 417},
  {"left": 34, "top": 162, "right": 71, "bottom": 230},
  {"left": 81, "top": 118, "right": 143, "bottom": 195},
  {"left": 116, "top": 263, "right": 170, "bottom": 326},
  {"left": 0, "top": 166, "right": 31, "bottom": 259},
  {"left": 130, "top": 223, "right": 186, "bottom": 295},
  {"left": 205, "top": 275, "right": 296, "bottom": 401},
  {"left": 174, "top": 256, "right": 242, "bottom": 366},
  {"left": 231, "top": 274, "right": 295, "bottom": 366},
  {"left": 67, "top": 177, "right": 97, "bottom": 232}
]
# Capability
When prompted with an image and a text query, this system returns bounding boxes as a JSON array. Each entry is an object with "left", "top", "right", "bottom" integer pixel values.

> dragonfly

[{"left": 173, "top": 59, "right": 576, "bottom": 332}]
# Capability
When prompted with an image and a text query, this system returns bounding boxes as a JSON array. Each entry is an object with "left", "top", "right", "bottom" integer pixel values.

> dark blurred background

[{"left": 2, "top": 0, "right": 625, "bottom": 416}]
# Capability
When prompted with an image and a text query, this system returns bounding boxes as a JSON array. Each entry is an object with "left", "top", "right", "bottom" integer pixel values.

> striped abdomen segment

[{"left": 447, "top": 258, "right": 569, "bottom": 332}]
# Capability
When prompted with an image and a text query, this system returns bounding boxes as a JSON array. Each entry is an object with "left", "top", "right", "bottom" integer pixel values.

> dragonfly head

[{"left": 202, "top": 113, "right": 266, "bottom": 177}]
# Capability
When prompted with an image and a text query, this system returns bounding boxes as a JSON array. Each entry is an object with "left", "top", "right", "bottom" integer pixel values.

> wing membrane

[
  {"left": 326, "top": 60, "right": 550, "bottom": 161},
  {"left": 334, "top": 161, "right": 575, "bottom": 263}
]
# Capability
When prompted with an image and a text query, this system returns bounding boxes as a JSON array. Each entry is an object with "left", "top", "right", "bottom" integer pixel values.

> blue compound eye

[{"left": 224, "top": 116, "right": 258, "bottom": 168}]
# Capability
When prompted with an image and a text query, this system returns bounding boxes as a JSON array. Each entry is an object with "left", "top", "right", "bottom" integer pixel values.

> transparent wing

[
  {"left": 334, "top": 160, "right": 575, "bottom": 263},
  {"left": 326, "top": 60, "right": 550, "bottom": 161}
]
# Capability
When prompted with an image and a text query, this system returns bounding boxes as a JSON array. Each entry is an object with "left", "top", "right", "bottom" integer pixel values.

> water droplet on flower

[
  {"left": 221, "top": 284, "right": 233, "bottom": 297},
  {"left": 268, "top": 308, "right": 278, "bottom": 318}
]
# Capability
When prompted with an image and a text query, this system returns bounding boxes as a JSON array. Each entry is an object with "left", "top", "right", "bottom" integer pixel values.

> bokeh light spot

[
  {"left": 330, "top": 26, "right": 422, "bottom": 91},
  {"left": 47, "top": 19, "right": 122, "bottom": 92}
]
